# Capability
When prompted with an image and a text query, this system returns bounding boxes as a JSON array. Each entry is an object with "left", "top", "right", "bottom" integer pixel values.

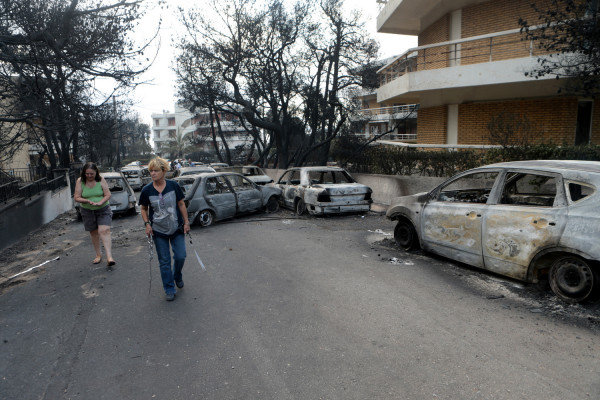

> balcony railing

[
  {"left": 378, "top": 26, "right": 550, "bottom": 86},
  {"left": 356, "top": 104, "right": 418, "bottom": 121}
]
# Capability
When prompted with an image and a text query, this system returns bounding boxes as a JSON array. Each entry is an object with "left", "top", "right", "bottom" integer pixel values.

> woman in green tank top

[{"left": 73, "top": 162, "right": 116, "bottom": 267}]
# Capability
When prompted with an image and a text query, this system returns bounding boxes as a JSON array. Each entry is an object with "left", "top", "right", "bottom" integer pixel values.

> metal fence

[{"left": 0, "top": 168, "right": 75, "bottom": 205}]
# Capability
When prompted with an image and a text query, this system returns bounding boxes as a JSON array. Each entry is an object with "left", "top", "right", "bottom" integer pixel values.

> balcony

[{"left": 377, "top": 26, "right": 564, "bottom": 106}]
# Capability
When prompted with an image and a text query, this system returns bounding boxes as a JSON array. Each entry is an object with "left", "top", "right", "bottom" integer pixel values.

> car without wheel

[
  {"left": 273, "top": 166, "right": 372, "bottom": 216},
  {"left": 175, "top": 172, "right": 282, "bottom": 226},
  {"left": 386, "top": 160, "right": 600, "bottom": 303}
]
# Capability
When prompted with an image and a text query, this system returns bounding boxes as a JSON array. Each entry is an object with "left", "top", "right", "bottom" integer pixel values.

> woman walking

[
  {"left": 73, "top": 162, "right": 116, "bottom": 268},
  {"left": 139, "top": 157, "right": 190, "bottom": 301}
]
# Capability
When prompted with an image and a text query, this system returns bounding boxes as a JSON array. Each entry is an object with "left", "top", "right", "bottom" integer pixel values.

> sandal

[
  {"left": 107, "top": 259, "right": 116, "bottom": 267},
  {"left": 93, "top": 256, "right": 102, "bottom": 264}
]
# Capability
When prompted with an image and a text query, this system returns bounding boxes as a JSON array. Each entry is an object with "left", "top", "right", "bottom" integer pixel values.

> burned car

[
  {"left": 242, "top": 166, "right": 273, "bottom": 185},
  {"left": 121, "top": 166, "right": 151, "bottom": 190},
  {"left": 175, "top": 172, "right": 282, "bottom": 226},
  {"left": 76, "top": 172, "right": 136, "bottom": 219},
  {"left": 171, "top": 165, "right": 216, "bottom": 178},
  {"left": 274, "top": 166, "right": 372, "bottom": 215},
  {"left": 386, "top": 160, "right": 600, "bottom": 303}
]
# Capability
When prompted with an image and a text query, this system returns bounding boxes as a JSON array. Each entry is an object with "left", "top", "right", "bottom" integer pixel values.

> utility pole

[{"left": 113, "top": 96, "right": 121, "bottom": 169}]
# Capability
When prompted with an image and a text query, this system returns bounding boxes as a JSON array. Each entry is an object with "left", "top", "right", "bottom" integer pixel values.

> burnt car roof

[
  {"left": 286, "top": 166, "right": 345, "bottom": 171},
  {"left": 101, "top": 172, "right": 126, "bottom": 178},
  {"left": 481, "top": 160, "right": 600, "bottom": 174}
]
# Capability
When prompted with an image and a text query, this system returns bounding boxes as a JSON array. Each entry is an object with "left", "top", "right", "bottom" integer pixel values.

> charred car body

[
  {"left": 242, "top": 166, "right": 273, "bottom": 185},
  {"left": 175, "top": 172, "right": 282, "bottom": 226},
  {"left": 386, "top": 160, "right": 600, "bottom": 303},
  {"left": 274, "top": 167, "right": 372, "bottom": 215},
  {"left": 171, "top": 166, "right": 216, "bottom": 178},
  {"left": 120, "top": 166, "right": 151, "bottom": 190}
]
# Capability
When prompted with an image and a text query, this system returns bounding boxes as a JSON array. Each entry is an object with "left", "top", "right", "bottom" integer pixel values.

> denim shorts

[{"left": 80, "top": 205, "right": 113, "bottom": 231}]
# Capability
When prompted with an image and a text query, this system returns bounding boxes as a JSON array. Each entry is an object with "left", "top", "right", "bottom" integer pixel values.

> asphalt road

[{"left": 1, "top": 207, "right": 599, "bottom": 399}]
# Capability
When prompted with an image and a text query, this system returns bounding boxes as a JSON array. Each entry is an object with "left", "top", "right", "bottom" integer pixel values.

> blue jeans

[{"left": 153, "top": 232, "right": 186, "bottom": 294}]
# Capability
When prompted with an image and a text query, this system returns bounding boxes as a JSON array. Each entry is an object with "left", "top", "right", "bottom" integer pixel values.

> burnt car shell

[
  {"left": 386, "top": 160, "right": 600, "bottom": 303},
  {"left": 274, "top": 166, "right": 372, "bottom": 215},
  {"left": 176, "top": 172, "right": 281, "bottom": 226}
]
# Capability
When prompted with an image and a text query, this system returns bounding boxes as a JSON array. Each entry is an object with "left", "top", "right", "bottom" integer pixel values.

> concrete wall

[
  {"left": 0, "top": 172, "right": 73, "bottom": 251},
  {"left": 264, "top": 169, "right": 446, "bottom": 206}
]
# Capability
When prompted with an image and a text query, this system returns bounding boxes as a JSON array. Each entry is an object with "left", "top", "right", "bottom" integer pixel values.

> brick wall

[
  {"left": 457, "top": 98, "right": 579, "bottom": 145},
  {"left": 418, "top": 14, "right": 449, "bottom": 71},
  {"left": 417, "top": 106, "right": 447, "bottom": 144}
]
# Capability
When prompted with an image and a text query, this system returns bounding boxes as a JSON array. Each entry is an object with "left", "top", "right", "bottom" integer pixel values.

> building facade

[
  {"left": 376, "top": 0, "right": 599, "bottom": 146},
  {"left": 151, "top": 104, "right": 251, "bottom": 160}
]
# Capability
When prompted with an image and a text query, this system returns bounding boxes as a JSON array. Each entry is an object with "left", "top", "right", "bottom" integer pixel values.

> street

[{"left": 1, "top": 207, "right": 599, "bottom": 400}]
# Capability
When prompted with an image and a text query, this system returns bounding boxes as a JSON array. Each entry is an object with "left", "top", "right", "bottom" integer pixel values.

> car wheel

[
  {"left": 549, "top": 256, "right": 597, "bottom": 303},
  {"left": 295, "top": 199, "right": 306, "bottom": 216},
  {"left": 394, "top": 220, "right": 418, "bottom": 251},
  {"left": 266, "top": 196, "right": 279, "bottom": 213},
  {"left": 196, "top": 210, "right": 214, "bottom": 227}
]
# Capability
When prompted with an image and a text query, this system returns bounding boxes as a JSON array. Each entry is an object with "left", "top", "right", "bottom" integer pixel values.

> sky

[{"left": 128, "top": 0, "right": 418, "bottom": 125}]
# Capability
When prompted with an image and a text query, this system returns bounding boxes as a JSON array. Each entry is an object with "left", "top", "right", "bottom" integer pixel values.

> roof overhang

[{"left": 377, "top": 0, "right": 489, "bottom": 35}]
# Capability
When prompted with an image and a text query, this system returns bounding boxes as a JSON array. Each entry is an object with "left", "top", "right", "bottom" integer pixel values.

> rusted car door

[
  {"left": 277, "top": 170, "right": 301, "bottom": 209},
  {"left": 203, "top": 176, "right": 237, "bottom": 220},
  {"left": 225, "top": 175, "right": 262, "bottom": 212},
  {"left": 482, "top": 171, "right": 567, "bottom": 280},
  {"left": 421, "top": 171, "right": 500, "bottom": 268}
]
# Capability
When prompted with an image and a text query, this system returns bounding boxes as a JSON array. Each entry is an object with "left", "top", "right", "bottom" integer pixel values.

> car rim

[
  {"left": 198, "top": 211, "right": 213, "bottom": 226},
  {"left": 394, "top": 221, "right": 414, "bottom": 250},
  {"left": 296, "top": 199, "right": 306, "bottom": 215},
  {"left": 550, "top": 257, "right": 595, "bottom": 302}
]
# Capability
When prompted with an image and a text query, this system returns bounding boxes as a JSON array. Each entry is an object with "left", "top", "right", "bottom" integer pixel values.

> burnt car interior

[
  {"left": 106, "top": 178, "right": 125, "bottom": 192},
  {"left": 206, "top": 177, "right": 231, "bottom": 195},
  {"left": 224, "top": 175, "right": 255, "bottom": 191},
  {"left": 308, "top": 171, "right": 354, "bottom": 185},
  {"left": 437, "top": 172, "right": 498, "bottom": 203},
  {"left": 567, "top": 182, "right": 594, "bottom": 202},
  {"left": 500, "top": 173, "right": 557, "bottom": 207}
]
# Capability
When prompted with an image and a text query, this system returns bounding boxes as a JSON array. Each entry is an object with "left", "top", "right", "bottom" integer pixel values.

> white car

[
  {"left": 274, "top": 166, "right": 372, "bottom": 215},
  {"left": 120, "top": 166, "right": 151, "bottom": 190},
  {"left": 242, "top": 166, "right": 273, "bottom": 185}
]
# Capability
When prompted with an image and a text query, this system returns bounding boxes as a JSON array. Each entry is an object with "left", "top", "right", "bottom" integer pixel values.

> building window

[
  {"left": 575, "top": 100, "right": 593, "bottom": 145},
  {"left": 168, "top": 117, "right": 176, "bottom": 126},
  {"left": 154, "top": 119, "right": 160, "bottom": 126}
]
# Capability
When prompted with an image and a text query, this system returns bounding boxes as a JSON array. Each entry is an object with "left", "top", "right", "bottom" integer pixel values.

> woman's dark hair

[{"left": 80, "top": 162, "right": 101, "bottom": 182}]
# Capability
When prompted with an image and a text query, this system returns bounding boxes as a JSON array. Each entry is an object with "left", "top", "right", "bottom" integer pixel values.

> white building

[{"left": 151, "top": 104, "right": 252, "bottom": 160}]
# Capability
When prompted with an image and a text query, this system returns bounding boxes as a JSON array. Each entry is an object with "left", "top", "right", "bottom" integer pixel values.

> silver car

[
  {"left": 386, "top": 160, "right": 600, "bottom": 303},
  {"left": 175, "top": 172, "right": 282, "bottom": 226},
  {"left": 242, "top": 166, "right": 273, "bottom": 185},
  {"left": 274, "top": 166, "right": 373, "bottom": 215},
  {"left": 171, "top": 166, "right": 216, "bottom": 178}
]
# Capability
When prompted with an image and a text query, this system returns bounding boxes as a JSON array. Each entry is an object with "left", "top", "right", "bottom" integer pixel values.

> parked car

[
  {"left": 386, "top": 160, "right": 600, "bottom": 303},
  {"left": 273, "top": 166, "right": 372, "bottom": 215},
  {"left": 120, "top": 166, "right": 151, "bottom": 190},
  {"left": 75, "top": 172, "right": 137, "bottom": 219},
  {"left": 210, "top": 162, "right": 230, "bottom": 170},
  {"left": 171, "top": 165, "right": 216, "bottom": 178},
  {"left": 242, "top": 166, "right": 273, "bottom": 185},
  {"left": 175, "top": 172, "right": 282, "bottom": 226}
]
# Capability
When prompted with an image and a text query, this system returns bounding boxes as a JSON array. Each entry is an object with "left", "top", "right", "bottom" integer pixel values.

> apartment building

[
  {"left": 151, "top": 104, "right": 250, "bottom": 159},
  {"left": 376, "top": 0, "right": 599, "bottom": 146}
]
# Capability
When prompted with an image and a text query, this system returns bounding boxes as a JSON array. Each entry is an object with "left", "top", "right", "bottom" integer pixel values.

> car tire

[
  {"left": 266, "top": 196, "right": 279, "bottom": 213},
  {"left": 394, "top": 220, "right": 418, "bottom": 251},
  {"left": 549, "top": 256, "right": 598, "bottom": 303},
  {"left": 295, "top": 199, "right": 306, "bottom": 216},
  {"left": 196, "top": 210, "right": 214, "bottom": 227}
]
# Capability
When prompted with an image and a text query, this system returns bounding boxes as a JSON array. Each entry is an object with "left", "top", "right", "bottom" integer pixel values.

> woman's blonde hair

[{"left": 148, "top": 157, "right": 170, "bottom": 172}]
